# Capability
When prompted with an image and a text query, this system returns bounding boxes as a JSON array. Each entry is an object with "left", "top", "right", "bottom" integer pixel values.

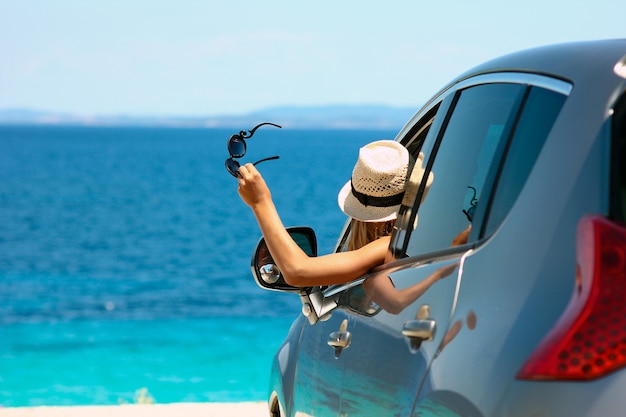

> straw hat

[{"left": 338, "top": 140, "right": 410, "bottom": 222}]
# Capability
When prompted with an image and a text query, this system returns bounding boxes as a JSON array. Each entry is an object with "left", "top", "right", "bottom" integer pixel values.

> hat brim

[{"left": 338, "top": 180, "right": 400, "bottom": 223}]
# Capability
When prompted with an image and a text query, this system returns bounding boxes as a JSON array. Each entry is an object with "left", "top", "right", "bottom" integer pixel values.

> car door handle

[
  {"left": 328, "top": 319, "right": 351, "bottom": 358},
  {"left": 402, "top": 319, "right": 436, "bottom": 340},
  {"left": 402, "top": 305, "right": 436, "bottom": 351}
]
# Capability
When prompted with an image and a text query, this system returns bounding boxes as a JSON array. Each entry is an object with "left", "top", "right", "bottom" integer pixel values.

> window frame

[{"left": 610, "top": 90, "right": 626, "bottom": 223}]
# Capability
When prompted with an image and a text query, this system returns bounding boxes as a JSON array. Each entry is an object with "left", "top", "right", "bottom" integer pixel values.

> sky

[{"left": 1, "top": 1, "right": 625, "bottom": 117}]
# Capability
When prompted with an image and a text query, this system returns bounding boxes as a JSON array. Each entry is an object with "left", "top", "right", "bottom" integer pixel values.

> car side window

[
  {"left": 402, "top": 83, "right": 527, "bottom": 256},
  {"left": 481, "top": 87, "right": 566, "bottom": 237},
  {"left": 393, "top": 82, "right": 568, "bottom": 258}
]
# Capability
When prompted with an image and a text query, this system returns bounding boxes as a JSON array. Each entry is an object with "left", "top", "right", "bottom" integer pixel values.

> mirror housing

[
  {"left": 251, "top": 226, "right": 338, "bottom": 324},
  {"left": 251, "top": 226, "right": 317, "bottom": 292}
]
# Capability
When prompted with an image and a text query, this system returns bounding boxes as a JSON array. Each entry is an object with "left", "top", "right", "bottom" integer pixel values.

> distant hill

[{"left": 0, "top": 105, "right": 419, "bottom": 130}]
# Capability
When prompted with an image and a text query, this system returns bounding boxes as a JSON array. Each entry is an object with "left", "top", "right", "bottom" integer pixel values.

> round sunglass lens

[
  {"left": 225, "top": 158, "right": 241, "bottom": 177},
  {"left": 227, "top": 137, "right": 246, "bottom": 158}
]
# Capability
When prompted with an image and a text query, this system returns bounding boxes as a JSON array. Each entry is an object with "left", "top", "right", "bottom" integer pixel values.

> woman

[{"left": 237, "top": 140, "right": 411, "bottom": 287}]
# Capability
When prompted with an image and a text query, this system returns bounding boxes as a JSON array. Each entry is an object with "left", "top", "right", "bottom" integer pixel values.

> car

[{"left": 251, "top": 39, "right": 626, "bottom": 417}]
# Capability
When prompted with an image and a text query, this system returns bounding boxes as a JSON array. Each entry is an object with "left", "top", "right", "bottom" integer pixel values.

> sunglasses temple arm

[
  {"left": 245, "top": 122, "right": 282, "bottom": 138},
  {"left": 252, "top": 155, "right": 280, "bottom": 166}
]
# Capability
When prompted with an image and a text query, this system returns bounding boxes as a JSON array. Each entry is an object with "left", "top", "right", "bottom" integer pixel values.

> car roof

[
  {"left": 397, "top": 39, "right": 626, "bottom": 151},
  {"left": 456, "top": 39, "right": 626, "bottom": 92}
]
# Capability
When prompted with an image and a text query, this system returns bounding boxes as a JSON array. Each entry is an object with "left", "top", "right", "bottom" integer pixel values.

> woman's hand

[
  {"left": 237, "top": 163, "right": 272, "bottom": 209},
  {"left": 451, "top": 225, "right": 471, "bottom": 246}
]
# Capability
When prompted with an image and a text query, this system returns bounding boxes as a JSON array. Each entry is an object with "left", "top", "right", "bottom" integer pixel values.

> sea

[{"left": 0, "top": 124, "right": 397, "bottom": 407}]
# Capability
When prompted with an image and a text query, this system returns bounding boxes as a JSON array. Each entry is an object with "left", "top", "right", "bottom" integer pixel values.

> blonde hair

[{"left": 348, "top": 219, "right": 395, "bottom": 251}]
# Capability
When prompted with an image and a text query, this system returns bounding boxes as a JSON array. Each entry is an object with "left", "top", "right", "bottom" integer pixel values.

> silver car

[{"left": 251, "top": 39, "right": 626, "bottom": 416}]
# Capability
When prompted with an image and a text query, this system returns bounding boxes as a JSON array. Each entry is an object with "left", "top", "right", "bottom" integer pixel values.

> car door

[
  {"left": 281, "top": 104, "right": 442, "bottom": 417},
  {"left": 407, "top": 77, "right": 570, "bottom": 416},
  {"left": 317, "top": 98, "right": 455, "bottom": 417}
]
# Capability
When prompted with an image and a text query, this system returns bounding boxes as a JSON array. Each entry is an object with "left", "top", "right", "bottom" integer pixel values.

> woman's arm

[
  {"left": 237, "top": 163, "right": 388, "bottom": 287},
  {"left": 363, "top": 263, "right": 457, "bottom": 314}
]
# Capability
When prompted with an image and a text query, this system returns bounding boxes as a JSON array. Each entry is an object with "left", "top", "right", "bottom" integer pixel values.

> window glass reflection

[
  {"left": 484, "top": 87, "right": 566, "bottom": 236},
  {"left": 406, "top": 83, "right": 526, "bottom": 256}
]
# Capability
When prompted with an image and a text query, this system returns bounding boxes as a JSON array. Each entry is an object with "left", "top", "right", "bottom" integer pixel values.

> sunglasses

[
  {"left": 225, "top": 122, "right": 281, "bottom": 177},
  {"left": 463, "top": 186, "right": 478, "bottom": 222}
]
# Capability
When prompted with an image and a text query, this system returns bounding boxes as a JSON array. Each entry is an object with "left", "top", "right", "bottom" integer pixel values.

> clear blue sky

[{"left": 1, "top": 0, "right": 624, "bottom": 117}]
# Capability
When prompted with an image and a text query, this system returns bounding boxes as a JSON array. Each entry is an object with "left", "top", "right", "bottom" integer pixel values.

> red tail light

[{"left": 517, "top": 215, "right": 626, "bottom": 381}]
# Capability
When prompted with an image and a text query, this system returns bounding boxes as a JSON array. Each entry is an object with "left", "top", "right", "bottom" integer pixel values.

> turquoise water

[
  {"left": 1, "top": 317, "right": 297, "bottom": 406},
  {"left": 0, "top": 125, "right": 396, "bottom": 406}
]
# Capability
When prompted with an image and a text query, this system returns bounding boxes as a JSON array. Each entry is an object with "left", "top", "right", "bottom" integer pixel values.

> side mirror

[
  {"left": 251, "top": 226, "right": 339, "bottom": 325},
  {"left": 251, "top": 226, "right": 317, "bottom": 292}
]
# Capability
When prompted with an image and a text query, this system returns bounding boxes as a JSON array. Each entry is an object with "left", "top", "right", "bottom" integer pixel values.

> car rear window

[{"left": 482, "top": 87, "right": 567, "bottom": 237}]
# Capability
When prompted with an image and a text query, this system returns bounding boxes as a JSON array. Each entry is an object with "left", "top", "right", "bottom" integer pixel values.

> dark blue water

[{"left": 0, "top": 125, "right": 396, "bottom": 406}]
